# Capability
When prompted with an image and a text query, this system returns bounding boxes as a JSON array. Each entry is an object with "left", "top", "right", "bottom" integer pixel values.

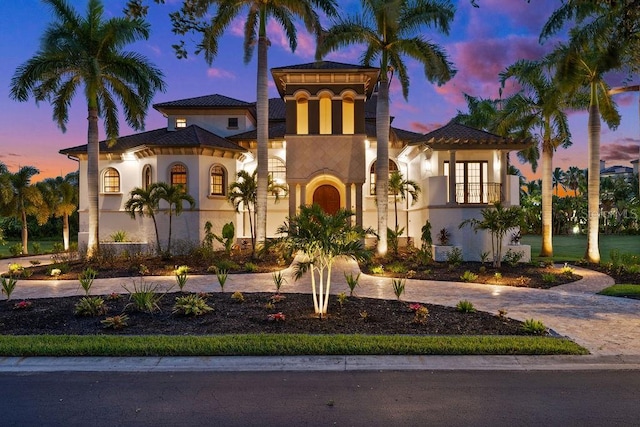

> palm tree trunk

[
  {"left": 151, "top": 214, "right": 161, "bottom": 255},
  {"left": 586, "top": 87, "right": 601, "bottom": 263},
  {"left": 540, "top": 143, "right": 553, "bottom": 257},
  {"left": 376, "top": 81, "right": 390, "bottom": 257},
  {"left": 63, "top": 214, "right": 69, "bottom": 251},
  {"left": 167, "top": 207, "right": 173, "bottom": 256},
  {"left": 21, "top": 207, "right": 28, "bottom": 255},
  {"left": 255, "top": 10, "right": 269, "bottom": 247},
  {"left": 87, "top": 106, "right": 100, "bottom": 257}
]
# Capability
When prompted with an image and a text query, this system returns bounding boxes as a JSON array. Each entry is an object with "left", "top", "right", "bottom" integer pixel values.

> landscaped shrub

[
  {"left": 110, "top": 230, "right": 128, "bottom": 242},
  {"left": 78, "top": 267, "right": 97, "bottom": 296},
  {"left": 174, "top": 265, "right": 189, "bottom": 292},
  {"left": 9, "top": 243, "right": 22, "bottom": 257},
  {"left": 216, "top": 269, "right": 228, "bottom": 292},
  {"left": 460, "top": 270, "right": 478, "bottom": 282},
  {"left": 272, "top": 271, "right": 287, "bottom": 294},
  {"left": 123, "top": 280, "right": 164, "bottom": 313},
  {"left": 446, "top": 247, "right": 463, "bottom": 266},
  {"left": 13, "top": 300, "right": 32, "bottom": 310},
  {"left": 344, "top": 272, "right": 360, "bottom": 296},
  {"left": 31, "top": 242, "right": 41, "bottom": 255},
  {"left": 437, "top": 228, "right": 450, "bottom": 245},
  {"left": 173, "top": 294, "right": 213, "bottom": 316},
  {"left": 502, "top": 249, "right": 524, "bottom": 267},
  {"left": 392, "top": 278, "right": 405, "bottom": 300},
  {"left": 244, "top": 262, "right": 258, "bottom": 273},
  {"left": 1, "top": 277, "right": 18, "bottom": 300},
  {"left": 370, "top": 265, "right": 385, "bottom": 275},
  {"left": 8, "top": 263, "right": 23, "bottom": 276},
  {"left": 522, "top": 318, "right": 547, "bottom": 335},
  {"left": 541, "top": 273, "right": 557, "bottom": 284},
  {"left": 101, "top": 314, "right": 130, "bottom": 330},
  {"left": 387, "top": 261, "right": 408, "bottom": 274},
  {"left": 74, "top": 296, "right": 107, "bottom": 316},
  {"left": 213, "top": 259, "right": 240, "bottom": 272},
  {"left": 456, "top": 300, "right": 476, "bottom": 313},
  {"left": 231, "top": 291, "right": 244, "bottom": 302}
]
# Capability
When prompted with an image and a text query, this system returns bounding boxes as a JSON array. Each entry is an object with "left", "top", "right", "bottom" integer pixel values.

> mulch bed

[{"left": 0, "top": 292, "right": 529, "bottom": 336}]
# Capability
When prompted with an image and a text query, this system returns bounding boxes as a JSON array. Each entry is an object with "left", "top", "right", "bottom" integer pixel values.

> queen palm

[
  {"left": 10, "top": 0, "right": 165, "bottom": 257},
  {"left": 317, "top": 0, "right": 456, "bottom": 256},
  {"left": 154, "top": 183, "right": 196, "bottom": 256},
  {"left": 125, "top": 184, "right": 162, "bottom": 255},
  {"left": 552, "top": 167, "right": 566, "bottom": 197},
  {"left": 388, "top": 170, "right": 420, "bottom": 234},
  {"left": 500, "top": 59, "right": 579, "bottom": 257},
  {"left": 0, "top": 166, "right": 49, "bottom": 255},
  {"left": 38, "top": 173, "right": 79, "bottom": 251},
  {"left": 167, "top": 0, "right": 337, "bottom": 250},
  {"left": 565, "top": 166, "right": 583, "bottom": 197}
]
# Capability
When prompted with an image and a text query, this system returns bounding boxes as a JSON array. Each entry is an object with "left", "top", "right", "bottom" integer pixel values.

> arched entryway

[{"left": 313, "top": 184, "right": 340, "bottom": 215}]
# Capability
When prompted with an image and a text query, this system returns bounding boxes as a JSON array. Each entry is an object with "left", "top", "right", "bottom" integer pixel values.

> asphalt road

[{"left": 1, "top": 370, "right": 638, "bottom": 426}]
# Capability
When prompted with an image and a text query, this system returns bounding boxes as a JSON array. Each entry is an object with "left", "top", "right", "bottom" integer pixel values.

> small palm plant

[
  {"left": 78, "top": 267, "right": 97, "bottom": 296},
  {"left": 272, "top": 271, "right": 287, "bottom": 294},
  {"left": 344, "top": 272, "right": 360, "bottom": 297}
]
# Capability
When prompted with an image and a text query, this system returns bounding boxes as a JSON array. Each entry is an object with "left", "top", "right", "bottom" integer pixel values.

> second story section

[
  {"left": 153, "top": 94, "right": 256, "bottom": 137},
  {"left": 271, "top": 61, "right": 380, "bottom": 137}
]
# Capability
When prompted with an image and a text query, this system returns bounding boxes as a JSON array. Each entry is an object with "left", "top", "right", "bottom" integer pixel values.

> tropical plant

[
  {"left": 272, "top": 271, "right": 287, "bottom": 294},
  {"left": 125, "top": 184, "right": 162, "bottom": 254},
  {"left": 10, "top": 0, "right": 165, "bottom": 257},
  {"left": 174, "top": 265, "right": 189, "bottom": 292},
  {"left": 38, "top": 172, "right": 78, "bottom": 251},
  {"left": 123, "top": 279, "right": 164, "bottom": 313},
  {"left": 456, "top": 300, "right": 476, "bottom": 313},
  {"left": 344, "top": 272, "right": 360, "bottom": 297},
  {"left": 0, "top": 166, "right": 48, "bottom": 255},
  {"left": 552, "top": 167, "right": 567, "bottom": 197},
  {"left": 389, "top": 170, "right": 420, "bottom": 235},
  {"left": 1, "top": 277, "right": 18, "bottom": 301},
  {"left": 317, "top": 0, "right": 456, "bottom": 256},
  {"left": 74, "top": 296, "right": 107, "bottom": 316},
  {"left": 459, "top": 202, "right": 524, "bottom": 268},
  {"left": 521, "top": 318, "right": 547, "bottom": 335},
  {"left": 78, "top": 267, "right": 97, "bottom": 296},
  {"left": 173, "top": 294, "right": 213, "bottom": 316},
  {"left": 277, "top": 204, "right": 371, "bottom": 318},
  {"left": 153, "top": 182, "right": 195, "bottom": 256},
  {"left": 212, "top": 222, "right": 235, "bottom": 255},
  {"left": 216, "top": 269, "right": 229, "bottom": 292},
  {"left": 460, "top": 270, "right": 478, "bottom": 282},
  {"left": 101, "top": 314, "right": 130, "bottom": 330},
  {"left": 392, "top": 278, "right": 406, "bottom": 300}
]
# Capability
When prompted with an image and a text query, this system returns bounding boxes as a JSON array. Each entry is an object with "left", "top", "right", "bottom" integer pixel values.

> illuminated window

[
  {"left": 319, "top": 94, "right": 332, "bottom": 134},
  {"left": 210, "top": 165, "right": 226, "bottom": 196},
  {"left": 296, "top": 97, "right": 308, "bottom": 134},
  {"left": 170, "top": 164, "right": 187, "bottom": 188},
  {"left": 369, "top": 159, "right": 398, "bottom": 195},
  {"left": 142, "top": 165, "right": 152, "bottom": 190},
  {"left": 103, "top": 168, "right": 120, "bottom": 193},
  {"left": 268, "top": 157, "right": 287, "bottom": 197},
  {"left": 175, "top": 118, "right": 187, "bottom": 128},
  {"left": 342, "top": 95, "right": 355, "bottom": 135},
  {"left": 444, "top": 161, "right": 493, "bottom": 203}
]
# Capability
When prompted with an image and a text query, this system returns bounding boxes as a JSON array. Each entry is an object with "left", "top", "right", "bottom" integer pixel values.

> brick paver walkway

[{"left": 3, "top": 256, "right": 638, "bottom": 356}]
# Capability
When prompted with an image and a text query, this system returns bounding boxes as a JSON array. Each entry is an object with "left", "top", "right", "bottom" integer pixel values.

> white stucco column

[
  {"left": 500, "top": 151, "right": 508, "bottom": 203},
  {"left": 448, "top": 150, "right": 457, "bottom": 204}
]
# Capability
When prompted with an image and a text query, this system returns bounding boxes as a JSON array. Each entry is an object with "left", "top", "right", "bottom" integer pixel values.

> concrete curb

[{"left": 1, "top": 355, "right": 640, "bottom": 373}]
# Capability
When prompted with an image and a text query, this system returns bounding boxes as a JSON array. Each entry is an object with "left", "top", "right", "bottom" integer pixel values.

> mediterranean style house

[{"left": 60, "top": 61, "right": 532, "bottom": 261}]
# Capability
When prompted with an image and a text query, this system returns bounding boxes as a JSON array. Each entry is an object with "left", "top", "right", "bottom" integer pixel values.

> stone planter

[{"left": 432, "top": 245, "right": 463, "bottom": 262}]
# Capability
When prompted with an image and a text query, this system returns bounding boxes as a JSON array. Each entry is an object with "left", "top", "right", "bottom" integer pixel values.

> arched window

[
  {"left": 342, "top": 94, "right": 355, "bottom": 135},
  {"left": 170, "top": 163, "right": 187, "bottom": 189},
  {"left": 369, "top": 159, "right": 398, "bottom": 195},
  {"left": 319, "top": 93, "right": 332, "bottom": 134},
  {"left": 268, "top": 157, "right": 287, "bottom": 197},
  {"left": 296, "top": 96, "right": 309, "bottom": 135},
  {"left": 102, "top": 167, "right": 120, "bottom": 193},
  {"left": 142, "top": 165, "right": 152, "bottom": 190},
  {"left": 210, "top": 164, "right": 226, "bottom": 196}
]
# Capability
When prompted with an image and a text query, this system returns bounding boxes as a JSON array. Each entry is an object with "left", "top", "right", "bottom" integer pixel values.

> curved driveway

[{"left": 3, "top": 255, "right": 639, "bottom": 356}]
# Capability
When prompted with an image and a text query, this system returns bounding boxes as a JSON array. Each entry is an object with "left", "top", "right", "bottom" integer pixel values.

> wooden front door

[{"left": 313, "top": 185, "right": 340, "bottom": 215}]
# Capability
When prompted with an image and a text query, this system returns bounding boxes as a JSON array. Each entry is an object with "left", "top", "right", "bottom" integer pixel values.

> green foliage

[
  {"left": 446, "top": 247, "right": 463, "bottom": 266},
  {"left": 9, "top": 243, "right": 22, "bottom": 257},
  {"left": 78, "top": 267, "right": 97, "bottom": 296},
  {"left": 101, "top": 314, "right": 129, "bottom": 330},
  {"left": 437, "top": 228, "right": 451, "bottom": 245},
  {"left": 386, "top": 262, "right": 408, "bottom": 274},
  {"left": 456, "top": 300, "right": 476, "bottom": 313},
  {"left": 479, "top": 251, "right": 491, "bottom": 264},
  {"left": 337, "top": 292, "right": 348, "bottom": 309},
  {"left": 173, "top": 294, "right": 213, "bottom": 316},
  {"left": 123, "top": 280, "right": 164, "bottom": 314},
  {"left": 421, "top": 220, "right": 433, "bottom": 248},
  {"left": 216, "top": 269, "right": 228, "bottom": 292},
  {"left": 370, "top": 265, "right": 385, "bottom": 275},
  {"left": 1, "top": 277, "right": 18, "bottom": 300},
  {"left": 541, "top": 273, "right": 557, "bottom": 283},
  {"left": 598, "top": 284, "right": 640, "bottom": 299},
  {"left": 272, "top": 271, "right": 287, "bottom": 294},
  {"left": 52, "top": 242, "right": 64, "bottom": 253},
  {"left": 560, "top": 264, "right": 575, "bottom": 276},
  {"left": 344, "top": 272, "right": 360, "bottom": 296},
  {"left": 244, "top": 262, "right": 258, "bottom": 273},
  {"left": 387, "top": 227, "right": 404, "bottom": 256},
  {"left": 231, "top": 291, "right": 245, "bottom": 303},
  {"left": 174, "top": 265, "right": 189, "bottom": 292},
  {"left": 48, "top": 263, "right": 70, "bottom": 275},
  {"left": 392, "top": 278, "right": 406, "bottom": 300},
  {"left": 31, "top": 242, "right": 41, "bottom": 255},
  {"left": 494, "top": 272, "right": 503, "bottom": 280},
  {"left": 216, "top": 222, "right": 236, "bottom": 255},
  {"left": 522, "top": 319, "right": 547, "bottom": 335},
  {"left": 110, "top": 230, "right": 128, "bottom": 242},
  {"left": 502, "top": 249, "right": 524, "bottom": 267},
  {"left": 8, "top": 263, "right": 23, "bottom": 276},
  {"left": 74, "top": 297, "right": 107, "bottom": 317},
  {"left": 460, "top": 271, "right": 479, "bottom": 282},
  {"left": 213, "top": 259, "right": 240, "bottom": 272}
]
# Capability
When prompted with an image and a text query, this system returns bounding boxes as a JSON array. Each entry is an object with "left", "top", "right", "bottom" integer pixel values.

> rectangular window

[
  {"left": 444, "top": 161, "right": 496, "bottom": 204},
  {"left": 228, "top": 117, "right": 239, "bottom": 129},
  {"left": 296, "top": 99, "right": 308, "bottom": 134},
  {"left": 175, "top": 118, "right": 187, "bottom": 128}
]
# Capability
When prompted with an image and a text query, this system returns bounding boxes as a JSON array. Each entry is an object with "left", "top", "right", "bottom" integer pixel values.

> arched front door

[{"left": 313, "top": 185, "right": 340, "bottom": 215}]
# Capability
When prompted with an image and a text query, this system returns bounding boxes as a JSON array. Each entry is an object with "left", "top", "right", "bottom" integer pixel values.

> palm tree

[
  {"left": 317, "top": 0, "right": 456, "bottom": 257},
  {"left": 164, "top": 0, "right": 337, "bottom": 250},
  {"left": 0, "top": 166, "right": 49, "bottom": 255},
  {"left": 552, "top": 167, "right": 566, "bottom": 197},
  {"left": 38, "top": 173, "right": 78, "bottom": 251},
  {"left": 10, "top": 0, "right": 165, "bottom": 257},
  {"left": 500, "top": 59, "right": 580, "bottom": 257},
  {"left": 228, "top": 170, "right": 258, "bottom": 255},
  {"left": 565, "top": 166, "right": 583, "bottom": 197},
  {"left": 154, "top": 182, "right": 196, "bottom": 256},
  {"left": 277, "top": 204, "right": 371, "bottom": 317},
  {"left": 388, "top": 170, "right": 420, "bottom": 234},
  {"left": 124, "top": 184, "right": 162, "bottom": 255}
]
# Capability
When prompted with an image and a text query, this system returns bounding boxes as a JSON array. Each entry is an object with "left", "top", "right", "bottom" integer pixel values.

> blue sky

[{"left": 1, "top": 0, "right": 638, "bottom": 180}]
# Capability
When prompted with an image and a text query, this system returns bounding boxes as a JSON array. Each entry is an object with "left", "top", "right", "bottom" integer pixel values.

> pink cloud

[
  {"left": 601, "top": 139, "right": 640, "bottom": 162},
  {"left": 409, "top": 121, "right": 443, "bottom": 134},
  {"left": 207, "top": 68, "right": 236, "bottom": 79},
  {"left": 229, "top": 17, "right": 245, "bottom": 37},
  {"left": 393, "top": 102, "right": 420, "bottom": 114}
]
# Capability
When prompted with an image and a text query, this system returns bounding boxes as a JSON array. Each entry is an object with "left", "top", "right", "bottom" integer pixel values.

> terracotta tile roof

[
  {"left": 59, "top": 125, "right": 246, "bottom": 155},
  {"left": 411, "top": 121, "right": 531, "bottom": 150},
  {"left": 247, "top": 98, "right": 286, "bottom": 120},
  {"left": 153, "top": 94, "right": 252, "bottom": 110},
  {"left": 364, "top": 123, "right": 423, "bottom": 142}
]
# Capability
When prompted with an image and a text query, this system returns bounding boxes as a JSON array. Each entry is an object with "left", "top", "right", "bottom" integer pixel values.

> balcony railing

[{"left": 455, "top": 182, "right": 502, "bottom": 204}]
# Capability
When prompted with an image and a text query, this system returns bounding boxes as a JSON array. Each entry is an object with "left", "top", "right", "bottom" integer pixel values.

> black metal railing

[{"left": 455, "top": 183, "right": 502, "bottom": 204}]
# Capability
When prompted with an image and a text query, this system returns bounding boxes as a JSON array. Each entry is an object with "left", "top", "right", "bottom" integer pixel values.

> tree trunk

[
  {"left": 540, "top": 142, "right": 553, "bottom": 257},
  {"left": 87, "top": 107, "right": 100, "bottom": 257},
  {"left": 255, "top": 14, "right": 269, "bottom": 248},
  {"left": 151, "top": 214, "right": 161, "bottom": 255},
  {"left": 376, "top": 81, "right": 390, "bottom": 257},
  {"left": 21, "top": 207, "right": 28, "bottom": 255},
  {"left": 586, "top": 86, "right": 601, "bottom": 263},
  {"left": 63, "top": 214, "right": 69, "bottom": 251}
]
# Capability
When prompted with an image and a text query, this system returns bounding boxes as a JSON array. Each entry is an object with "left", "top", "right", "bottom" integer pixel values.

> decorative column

[
  {"left": 500, "top": 151, "right": 508, "bottom": 203},
  {"left": 288, "top": 183, "right": 297, "bottom": 218},
  {"left": 300, "top": 184, "right": 306, "bottom": 208},
  {"left": 345, "top": 183, "right": 352, "bottom": 224},
  {"left": 448, "top": 150, "right": 457, "bottom": 205},
  {"left": 355, "top": 183, "right": 363, "bottom": 227}
]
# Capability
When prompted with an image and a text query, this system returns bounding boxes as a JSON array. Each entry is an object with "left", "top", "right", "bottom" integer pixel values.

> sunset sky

[{"left": 1, "top": 0, "right": 639, "bottom": 182}]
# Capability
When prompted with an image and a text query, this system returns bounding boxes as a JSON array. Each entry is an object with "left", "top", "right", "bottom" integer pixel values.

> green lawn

[
  {"left": 598, "top": 284, "right": 640, "bottom": 299},
  {"left": 522, "top": 234, "right": 640, "bottom": 262},
  {"left": 0, "top": 239, "right": 69, "bottom": 258}
]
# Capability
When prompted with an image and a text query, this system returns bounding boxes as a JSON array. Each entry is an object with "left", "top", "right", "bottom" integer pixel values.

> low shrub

[
  {"left": 456, "top": 300, "right": 476, "bottom": 313},
  {"left": 101, "top": 314, "right": 130, "bottom": 330},
  {"left": 502, "top": 249, "right": 524, "bottom": 267},
  {"left": 460, "top": 270, "right": 478, "bottom": 282},
  {"left": 446, "top": 247, "right": 463, "bottom": 266},
  {"left": 541, "top": 273, "right": 557, "bottom": 284},
  {"left": 74, "top": 297, "right": 107, "bottom": 317},
  {"left": 123, "top": 280, "right": 164, "bottom": 314},
  {"left": 344, "top": 272, "right": 360, "bottom": 296},
  {"left": 231, "top": 291, "right": 245, "bottom": 302},
  {"left": 174, "top": 265, "right": 189, "bottom": 292},
  {"left": 1, "top": 277, "right": 18, "bottom": 300},
  {"left": 244, "top": 262, "right": 258, "bottom": 273},
  {"left": 386, "top": 262, "right": 408, "bottom": 274},
  {"left": 173, "top": 294, "right": 213, "bottom": 316},
  {"left": 392, "top": 278, "right": 405, "bottom": 300},
  {"left": 522, "top": 318, "right": 547, "bottom": 335},
  {"left": 8, "top": 243, "right": 22, "bottom": 257}
]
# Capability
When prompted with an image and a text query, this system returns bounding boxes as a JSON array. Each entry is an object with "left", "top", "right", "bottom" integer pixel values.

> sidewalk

[{"left": 2, "top": 255, "right": 639, "bottom": 358}]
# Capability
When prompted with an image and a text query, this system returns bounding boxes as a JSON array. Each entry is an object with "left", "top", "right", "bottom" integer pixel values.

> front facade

[{"left": 61, "top": 61, "right": 531, "bottom": 261}]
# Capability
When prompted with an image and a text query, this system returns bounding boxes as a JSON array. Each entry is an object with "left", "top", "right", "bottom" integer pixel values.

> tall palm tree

[
  {"left": 500, "top": 59, "right": 579, "bottom": 257},
  {"left": 552, "top": 167, "right": 566, "bottom": 197},
  {"left": 565, "top": 166, "right": 583, "bottom": 197},
  {"left": 388, "top": 170, "right": 420, "bottom": 233},
  {"left": 165, "top": 0, "right": 337, "bottom": 249},
  {"left": 38, "top": 173, "right": 79, "bottom": 251},
  {"left": 548, "top": 41, "right": 621, "bottom": 263},
  {"left": 10, "top": 0, "right": 165, "bottom": 257},
  {"left": 0, "top": 166, "right": 49, "bottom": 255},
  {"left": 317, "top": 0, "right": 456, "bottom": 256},
  {"left": 154, "top": 182, "right": 196, "bottom": 256},
  {"left": 125, "top": 184, "right": 162, "bottom": 255}
]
